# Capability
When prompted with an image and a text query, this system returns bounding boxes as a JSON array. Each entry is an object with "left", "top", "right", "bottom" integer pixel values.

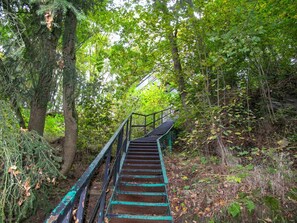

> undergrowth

[
  {"left": 166, "top": 149, "right": 297, "bottom": 223},
  {"left": 0, "top": 100, "right": 62, "bottom": 223}
]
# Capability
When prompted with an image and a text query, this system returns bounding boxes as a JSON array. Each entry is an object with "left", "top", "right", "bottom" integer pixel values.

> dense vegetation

[{"left": 0, "top": 0, "right": 296, "bottom": 222}]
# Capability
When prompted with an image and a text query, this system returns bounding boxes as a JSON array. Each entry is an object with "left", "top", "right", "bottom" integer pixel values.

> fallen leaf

[
  {"left": 18, "top": 199, "right": 24, "bottom": 206},
  {"left": 8, "top": 165, "right": 17, "bottom": 173},
  {"left": 35, "top": 182, "right": 41, "bottom": 190}
]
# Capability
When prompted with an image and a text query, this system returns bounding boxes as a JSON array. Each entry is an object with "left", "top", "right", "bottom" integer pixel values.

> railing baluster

[
  {"left": 114, "top": 129, "right": 123, "bottom": 185},
  {"left": 153, "top": 113, "right": 156, "bottom": 129},
  {"left": 125, "top": 121, "right": 129, "bottom": 153},
  {"left": 62, "top": 208, "right": 72, "bottom": 223},
  {"left": 168, "top": 131, "right": 172, "bottom": 153},
  {"left": 129, "top": 115, "right": 132, "bottom": 141},
  {"left": 98, "top": 148, "right": 112, "bottom": 223},
  {"left": 76, "top": 185, "right": 88, "bottom": 222}
]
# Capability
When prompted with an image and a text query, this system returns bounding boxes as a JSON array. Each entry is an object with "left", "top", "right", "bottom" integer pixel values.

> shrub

[{"left": 0, "top": 100, "right": 61, "bottom": 222}]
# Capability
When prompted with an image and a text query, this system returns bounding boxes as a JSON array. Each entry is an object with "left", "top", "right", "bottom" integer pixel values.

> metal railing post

[
  {"left": 129, "top": 115, "right": 133, "bottom": 141},
  {"left": 168, "top": 131, "right": 172, "bottom": 153},
  {"left": 114, "top": 129, "right": 123, "bottom": 186},
  {"left": 153, "top": 113, "right": 156, "bottom": 129},
  {"left": 124, "top": 120, "right": 129, "bottom": 153},
  {"left": 98, "top": 148, "right": 112, "bottom": 222}
]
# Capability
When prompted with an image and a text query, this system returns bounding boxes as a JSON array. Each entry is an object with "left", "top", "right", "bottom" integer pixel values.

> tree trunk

[
  {"left": 61, "top": 10, "right": 78, "bottom": 175},
  {"left": 28, "top": 12, "right": 62, "bottom": 136},
  {"left": 168, "top": 29, "right": 187, "bottom": 108}
]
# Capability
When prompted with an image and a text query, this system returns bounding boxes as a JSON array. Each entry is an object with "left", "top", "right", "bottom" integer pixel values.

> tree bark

[
  {"left": 61, "top": 9, "right": 78, "bottom": 175},
  {"left": 28, "top": 11, "right": 62, "bottom": 135},
  {"left": 168, "top": 29, "right": 187, "bottom": 108}
]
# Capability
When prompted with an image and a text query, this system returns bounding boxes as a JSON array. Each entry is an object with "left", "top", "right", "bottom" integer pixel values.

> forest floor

[
  {"left": 165, "top": 150, "right": 297, "bottom": 223},
  {"left": 26, "top": 149, "right": 297, "bottom": 223}
]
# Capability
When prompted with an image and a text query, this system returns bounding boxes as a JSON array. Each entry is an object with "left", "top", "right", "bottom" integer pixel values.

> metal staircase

[
  {"left": 106, "top": 121, "right": 174, "bottom": 222},
  {"left": 45, "top": 108, "right": 175, "bottom": 223}
]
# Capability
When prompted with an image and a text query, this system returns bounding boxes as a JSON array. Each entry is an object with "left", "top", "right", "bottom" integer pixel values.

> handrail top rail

[{"left": 132, "top": 107, "right": 173, "bottom": 117}]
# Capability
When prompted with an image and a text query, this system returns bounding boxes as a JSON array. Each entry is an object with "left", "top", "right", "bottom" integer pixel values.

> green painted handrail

[{"left": 156, "top": 124, "right": 174, "bottom": 184}]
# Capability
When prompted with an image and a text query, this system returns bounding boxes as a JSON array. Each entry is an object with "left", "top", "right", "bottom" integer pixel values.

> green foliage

[
  {"left": 227, "top": 202, "right": 241, "bottom": 217},
  {"left": 44, "top": 114, "right": 64, "bottom": 140},
  {"left": 227, "top": 198, "right": 255, "bottom": 218},
  {"left": 244, "top": 199, "right": 255, "bottom": 213},
  {"left": 263, "top": 196, "right": 280, "bottom": 212},
  {"left": 0, "top": 101, "right": 61, "bottom": 222},
  {"left": 133, "top": 83, "right": 175, "bottom": 114}
]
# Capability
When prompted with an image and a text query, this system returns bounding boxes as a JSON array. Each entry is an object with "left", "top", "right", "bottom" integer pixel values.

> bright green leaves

[
  {"left": 227, "top": 202, "right": 241, "bottom": 217},
  {"left": 227, "top": 198, "right": 255, "bottom": 218}
]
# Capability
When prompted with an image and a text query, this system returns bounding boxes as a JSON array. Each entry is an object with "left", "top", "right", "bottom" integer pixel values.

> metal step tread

[
  {"left": 126, "top": 155, "right": 160, "bottom": 158},
  {"left": 125, "top": 159, "right": 160, "bottom": 163},
  {"left": 116, "top": 191, "right": 167, "bottom": 196},
  {"left": 128, "top": 151, "right": 159, "bottom": 155},
  {"left": 120, "top": 175, "right": 162, "bottom": 179},
  {"left": 121, "top": 169, "right": 162, "bottom": 173},
  {"left": 124, "top": 163, "right": 161, "bottom": 167},
  {"left": 111, "top": 201, "right": 169, "bottom": 207},
  {"left": 107, "top": 214, "right": 173, "bottom": 221},
  {"left": 121, "top": 183, "right": 166, "bottom": 187}
]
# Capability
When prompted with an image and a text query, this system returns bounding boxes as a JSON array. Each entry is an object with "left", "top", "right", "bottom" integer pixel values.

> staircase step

[
  {"left": 107, "top": 214, "right": 173, "bottom": 223},
  {"left": 125, "top": 155, "right": 159, "bottom": 160},
  {"left": 123, "top": 163, "right": 161, "bottom": 170},
  {"left": 117, "top": 191, "right": 166, "bottom": 196},
  {"left": 110, "top": 201, "right": 169, "bottom": 215},
  {"left": 129, "top": 142, "right": 157, "bottom": 145},
  {"left": 121, "top": 183, "right": 166, "bottom": 187},
  {"left": 124, "top": 163, "right": 161, "bottom": 167},
  {"left": 128, "top": 149, "right": 159, "bottom": 153},
  {"left": 120, "top": 175, "right": 163, "bottom": 183},
  {"left": 119, "top": 183, "right": 166, "bottom": 192},
  {"left": 129, "top": 146, "right": 158, "bottom": 149},
  {"left": 128, "top": 151, "right": 159, "bottom": 155},
  {"left": 116, "top": 191, "right": 167, "bottom": 202},
  {"left": 119, "top": 182, "right": 165, "bottom": 189},
  {"left": 111, "top": 201, "right": 169, "bottom": 207},
  {"left": 121, "top": 169, "right": 162, "bottom": 175},
  {"left": 125, "top": 159, "right": 160, "bottom": 164}
]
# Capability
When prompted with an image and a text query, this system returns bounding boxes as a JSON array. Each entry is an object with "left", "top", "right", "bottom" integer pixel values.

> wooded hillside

[{"left": 0, "top": 0, "right": 296, "bottom": 222}]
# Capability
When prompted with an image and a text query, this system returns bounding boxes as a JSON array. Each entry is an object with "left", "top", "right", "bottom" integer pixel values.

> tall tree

[
  {"left": 27, "top": 10, "right": 62, "bottom": 135},
  {"left": 61, "top": 9, "right": 78, "bottom": 174},
  {"left": 1, "top": 0, "right": 62, "bottom": 135}
]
